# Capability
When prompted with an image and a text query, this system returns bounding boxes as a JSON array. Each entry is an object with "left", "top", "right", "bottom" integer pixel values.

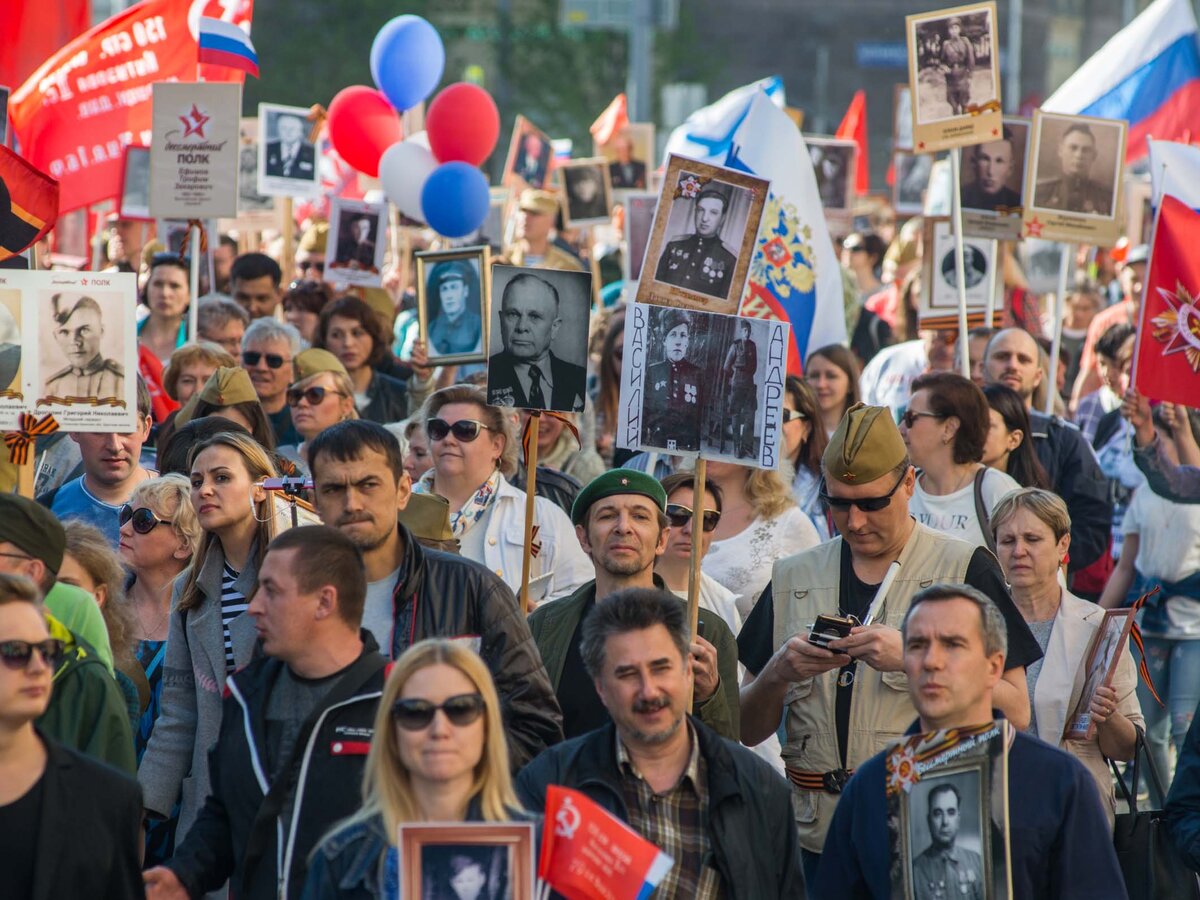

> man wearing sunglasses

[
  {"left": 144, "top": 525, "right": 387, "bottom": 900},
  {"left": 528, "top": 469, "right": 740, "bottom": 741},
  {"left": 738, "top": 403, "right": 1042, "bottom": 884},
  {"left": 0, "top": 574, "right": 145, "bottom": 899},
  {"left": 241, "top": 318, "right": 302, "bottom": 447}
]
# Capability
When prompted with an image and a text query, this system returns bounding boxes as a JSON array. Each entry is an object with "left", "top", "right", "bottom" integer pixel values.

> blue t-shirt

[{"left": 49, "top": 477, "right": 123, "bottom": 547}]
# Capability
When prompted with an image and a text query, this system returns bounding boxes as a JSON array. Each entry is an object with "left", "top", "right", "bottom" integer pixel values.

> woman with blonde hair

[
  {"left": 302, "top": 640, "right": 535, "bottom": 899},
  {"left": 992, "top": 487, "right": 1141, "bottom": 826},
  {"left": 699, "top": 460, "right": 820, "bottom": 618},
  {"left": 139, "top": 432, "right": 278, "bottom": 870},
  {"left": 162, "top": 342, "right": 238, "bottom": 404},
  {"left": 414, "top": 384, "right": 591, "bottom": 601}
]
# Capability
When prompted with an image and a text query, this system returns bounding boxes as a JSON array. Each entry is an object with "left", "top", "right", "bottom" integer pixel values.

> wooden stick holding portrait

[{"left": 949, "top": 147, "right": 971, "bottom": 378}]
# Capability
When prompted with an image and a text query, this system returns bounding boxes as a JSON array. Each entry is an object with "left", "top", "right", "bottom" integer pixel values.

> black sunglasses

[
  {"left": 426, "top": 418, "right": 493, "bottom": 443},
  {"left": 782, "top": 408, "right": 808, "bottom": 424},
  {"left": 391, "top": 693, "right": 486, "bottom": 731},
  {"left": 0, "top": 639, "right": 64, "bottom": 671},
  {"left": 119, "top": 504, "right": 172, "bottom": 535},
  {"left": 665, "top": 503, "right": 721, "bottom": 532},
  {"left": 900, "top": 410, "right": 947, "bottom": 429},
  {"left": 287, "top": 385, "right": 344, "bottom": 407},
  {"left": 298, "top": 260, "right": 324, "bottom": 273},
  {"left": 820, "top": 470, "right": 908, "bottom": 513},
  {"left": 243, "top": 351, "right": 289, "bottom": 370}
]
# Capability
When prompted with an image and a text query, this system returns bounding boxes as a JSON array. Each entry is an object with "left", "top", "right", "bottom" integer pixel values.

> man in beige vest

[
  {"left": 737, "top": 403, "right": 1041, "bottom": 883},
  {"left": 506, "top": 190, "right": 585, "bottom": 272}
]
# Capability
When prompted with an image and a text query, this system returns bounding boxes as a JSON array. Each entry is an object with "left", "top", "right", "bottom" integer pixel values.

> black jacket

[
  {"left": 389, "top": 522, "right": 564, "bottom": 767},
  {"left": 516, "top": 719, "right": 804, "bottom": 900},
  {"left": 358, "top": 369, "right": 411, "bottom": 425},
  {"left": 167, "top": 637, "right": 388, "bottom": 900},
  {"left": 513, "top": 463, "right": 583, "bottom": 516},
  {"left": 1029, "top": 411, "right": 1112, "bottom": 574},
  {"left": 29, "top": 732, "right": 145, "bottom": 900}
]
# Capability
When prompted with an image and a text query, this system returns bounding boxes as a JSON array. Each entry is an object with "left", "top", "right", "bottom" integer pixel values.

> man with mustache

[{"left": 528, "top": 469, "right": 739, "bottom": 741}]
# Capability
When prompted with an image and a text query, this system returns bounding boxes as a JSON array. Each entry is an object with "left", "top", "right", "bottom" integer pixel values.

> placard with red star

[{"left": 149, "top": 82, "right": 242, "bottom": 220}]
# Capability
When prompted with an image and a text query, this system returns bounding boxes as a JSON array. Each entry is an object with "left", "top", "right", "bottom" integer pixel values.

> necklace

[{"left": 134, "top": 581, "right": 173, "bottom": 639}]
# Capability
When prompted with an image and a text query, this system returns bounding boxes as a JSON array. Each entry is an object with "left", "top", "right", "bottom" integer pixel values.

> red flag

[
  {"left": 0, "top": 146, "right": 59, "bottom": 262},
  {"left": 835, "top": 90, "right": 869, "bottom": 195},
  {"left": 1132, "top": 193, "right": 1200, "bottom": 406},
  {"left": 590, "top": 94, "right": 630, "bottom": 146},
  {"left": 0, "top": 1, "right": 90, "bottom": 95},
  {"left": 9, "top": 0, "right": 253, "bottom": 214},
  {"left": 539, "top": 786, "right": 673, "bottom": 900}
]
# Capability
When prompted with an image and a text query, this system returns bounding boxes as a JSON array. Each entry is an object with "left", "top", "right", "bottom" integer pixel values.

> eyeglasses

[
  {"left": 391, "top": 693, "right": 486, "bottom": 731},
  {"left": 298, "top": 260, "right": 324, "bottom": 273},
  {"left": 665, "top": 503, "right": 721, "bottom": 532},
  {"left": 900, "top": 410, "right": 947, "bottom": 429},
  {"left": 0, "top": 552, "right": 33, "bottom": 564},
  {"left": 426, "top": 418, "right": 494, "bottom": 443},
  {"left": 782, "top": 408, "right": 808, "bottom": 424},
  {"left": 820, "top": 470, "right": 908, "bottom": 513},
  {"left": 243, "top": 351, "right": 290, "bottom": 369},
  {"left": 119, "top": 504, "right": 172, "bottom": 535},
  {"left": 287, "top": 385, "right": 345, "bottom": 407},
  {"left": 0, "top": 639, "right": 65, "bottom": 671}
]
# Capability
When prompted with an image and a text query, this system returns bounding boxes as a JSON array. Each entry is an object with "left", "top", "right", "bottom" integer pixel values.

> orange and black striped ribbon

[
  {"left": 1129, "top": 587, "right": 1165, "bottom": 708},
  {"left": 178, "top": 220, "right": 209, "bottom": 263},
  {"left": 4, "top": 413, "right": 59, "bottom": 466},
  {"left": 520, "top": 410, "right": 580, "bottom": 469}
]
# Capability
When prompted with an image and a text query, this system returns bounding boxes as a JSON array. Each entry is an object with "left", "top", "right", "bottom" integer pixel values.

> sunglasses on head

[
  {"left": 0, "top": 639, "right": 64, "bottom": 671},
  {"left": 287, "top": 385, "right": 342, "bottom": 407},
  {"left": 243, "top": 351, "right": 290, "bottom": 369},
  {"left": 820, "top": 470, "right": 908, "bottom": 513},
  {"left": 391, "top": 693, "right": 486, "bottom": 731},
  {"left": 665, "top": 503, "right": 721, "bottom": 532},
  {"left": 425, "top": 418, "right": 493, "bottom": 443},
  {"left": 119, "top": 504, "right": 172, "bottom": 535}
]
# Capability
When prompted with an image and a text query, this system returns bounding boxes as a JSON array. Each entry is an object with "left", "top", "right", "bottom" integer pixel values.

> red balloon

[
  {"left": 426, "top": 83, "right": 500, "bottom": 165},
  {"left": 327, "top": 86, "right": 403, "bottom": 177}
]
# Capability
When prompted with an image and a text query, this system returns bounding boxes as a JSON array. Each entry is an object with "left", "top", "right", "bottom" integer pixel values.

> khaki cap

[
  {"left": 519, "top": 189, "right": 559, "bottom": 217},
  {"left": 294, "top": 348, "right": 349, "bottom": 381},
  {"left": 198, "top": 367, "right": 258, "bottom": 407},
  {"left": 399, "top": 492, "right": 455, "bottom": 542},
  {"left": 297, "top": 222, "right": 329, "bottom": 254},
  {"left": 822, "top": 402, "right": 908, "bottom": 485}
]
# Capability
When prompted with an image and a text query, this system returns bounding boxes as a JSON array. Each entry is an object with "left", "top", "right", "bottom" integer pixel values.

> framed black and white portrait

[
  {"left": 807, "top": 137, "right": 857, "bottom": 212},
  {"left": 594, "top": 122, "right": 655, "bottom": 190},
  {"left": 623, "top": 190, "right": 658, "bottom": 283},
  {"left": 486, "top": 264, "right": 592, "bottom": 412},
  {"left": 398, "top": 823, "right": 536, "bottom": 900},
  {"left": 118, "top": 146, "right": 152, "bottom": 222},
  {"left": 960, "top": 117, "right": 1031, "bottom": 241},
  {"left": 417, "top": 246, "right": 491, "bottom": 366},
  {"left": 326, "top": 198, "right": 387, "bottom": 288},
  {"left": 902, "top": 766, "right": 990, "bottom": 900},
  {"left": 504, "top": 115, "right": 554, "bottom": 191},
  {"left": 257, "top": 103, "right": 320, "bottom": 198},
  {"left": 894, "top": 152, "right": 934, "bottom": 215},
  {"left": 559, "top": 158, "right": 613, "bottom": 228},
  {"left": 906, "top": 2, "right": 1002, "bottom": 152},
  {"left": 920, "top": 217, "right": 998, "bottom": 330},
  {"left": 637, "top": 155, "right": 768, "bottom": 315},
  {"left": 1063, "top": 608, "right": 1134, "bottom": 741}
]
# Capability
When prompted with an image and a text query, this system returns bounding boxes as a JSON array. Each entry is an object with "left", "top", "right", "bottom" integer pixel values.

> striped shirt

[
  {"left": 616, "top": 725, "right": 723, "bottom": 900},
  {"left": 220, "top": 562, "right": 248, "bottom": 673}
]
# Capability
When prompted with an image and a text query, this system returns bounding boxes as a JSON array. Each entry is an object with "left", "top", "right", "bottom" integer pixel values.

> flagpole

[
  {"left": 686, "top": 456, "right": 706, "bottom": 713},
  {"left": 984, "top": 238, "right": 999, "bottom": 328},
  {"left": 188, "top": 223, "right": 201, "bottom": 341},
  {"left": 519, "top": 412, "right": 541, "bottom": 614},
  {"left": 1046, "top": 244, "right": 1071, "bottom": 416},
  {"left": 949, "top": 147, "right": 971, "bottom": 378}
]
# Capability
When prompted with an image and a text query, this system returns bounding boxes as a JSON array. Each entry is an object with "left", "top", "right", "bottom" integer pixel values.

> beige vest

[{"left": 771, "top": 522, "right": 975, "bottom": 851}]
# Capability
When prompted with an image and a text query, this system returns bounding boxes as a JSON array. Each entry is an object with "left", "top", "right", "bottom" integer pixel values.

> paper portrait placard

[
  {"left": 593, "top": 122, "right": 655, "bottom": 190},
  {"left": 623, "top": 190, "right": 659, "bottom": 283},
  {"left": 894, "top": 152, "right": 934, "bottom": 215},
  {"left": 887, "top": 720, "right": 1012, "bottom": 900},
  {"left": 149, "top": 82, "right": 241, "bottom": 220},
  {"left": 236, "top": 117, "right": 276, "bottom": 225},
  {"left": 961, "top": 117, "right": 1031, "bottom": 241},
  {"left": 920, "top": 218, "right": 999, "bottom": 330},
  {"left": 118, "top": 146, "right": 152, "bottom": 222},
  {"left": 618, "top": 302, "right": 788, "bottom": 468},
  {"left": 559, "top": 157, "right": 614, "bottom": 229},
  {"left": 1063, "top": 608, "right": 1135, "bottom": 742},
  {"left": 257, "top": 103, "right": 321, "bottom": 198},
  {"left": 807, "top": 136, "right": 858, "bottom": 214},
  {"left": 636, "top": 155, "right": 768, "bottom": 315},
  {"left": 486, "top": 265, "right": 592, "bottom": 413},
  {"left": 416, "top": 246, "right": 491, "bottom": 366},
  {"left": 1023, "top": 110, "right": 1128, "bottom": 245},
  {"left": 0, "top": 270, "right": 138, "bottom": 433},
  {"left": 906, "top": 1, "right": 1003, "bottom": 153},
  {"left": 398, "top": 822, "right": 536, "bottom": 900},
  {"left": 325, "top": 198, "right": 387, "bottom": 289},
  {"left": 504, "top": 115, "right": 555, "bottom": 191}
]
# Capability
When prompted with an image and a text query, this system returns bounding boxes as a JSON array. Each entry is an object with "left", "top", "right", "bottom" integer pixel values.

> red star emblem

[
  {"left": 180, "top": 104, "right": 210, "bottom": 138},
  {"left": 917, "top": 141, "right": 926, "bottom": 150},
  {"left": 991, "top": 128, "right": 999, "bottom": 136},
  {"left": 1025, "top": 217, "right": 1044, "bottom": 237}
]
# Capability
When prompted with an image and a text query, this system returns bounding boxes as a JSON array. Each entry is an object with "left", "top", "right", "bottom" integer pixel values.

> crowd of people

[{"left": 6, "top": 193, "right": 1200, "bottom": 900}]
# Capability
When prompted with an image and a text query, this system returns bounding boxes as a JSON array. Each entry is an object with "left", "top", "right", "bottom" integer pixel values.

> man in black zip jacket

[{"left": 143, "top": 526, "right": 387, "bottom": 900}]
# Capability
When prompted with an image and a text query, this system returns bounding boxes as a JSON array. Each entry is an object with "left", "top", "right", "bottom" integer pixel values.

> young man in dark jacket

[
  {"left": 517, "top": 588, "right": 803, "bottom": 899},
  {"left": 307, "top": 420, "right": 563, "bottom": 768},
  {"left": 143, "top": 526, "right": 388, "bottom": 900}
]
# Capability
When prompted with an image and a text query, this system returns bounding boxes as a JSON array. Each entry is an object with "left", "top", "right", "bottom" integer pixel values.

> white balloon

[
  {"left": 379, "top": 140, "right": 437, "bottom": 220},
  {"left": 407, "top": 129, "right": 431, "bottom": 150}
]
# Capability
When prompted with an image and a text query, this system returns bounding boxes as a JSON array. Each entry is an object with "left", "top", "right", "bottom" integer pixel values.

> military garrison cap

[
  {"left": 294, "top": 348, "right": 349, "bottom": 381},
  {"left": 197, "top": 367, "right": 258, "bottom": 407},
  {"left": 822, "top": 402, "right": 908, "bottom": 485},
  {"left": 0, "top": 493, "right": 66, "bottom": 573}
]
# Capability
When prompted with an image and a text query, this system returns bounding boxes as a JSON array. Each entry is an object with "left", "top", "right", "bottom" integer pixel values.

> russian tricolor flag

[
  {"left": 198, "top": 17, "right": 259, "bottom": 79},
  {"left": 1043, "top": 0, "right": 1200, "bottom": 162}
]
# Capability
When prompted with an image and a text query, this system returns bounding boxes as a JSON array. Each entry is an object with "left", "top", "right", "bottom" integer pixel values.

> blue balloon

[
  {"left": 421, "top": 163, "right": 490, "bottom": 238},
  {"left": 369, "top": 15, "right": 445, "bottom": 112}
]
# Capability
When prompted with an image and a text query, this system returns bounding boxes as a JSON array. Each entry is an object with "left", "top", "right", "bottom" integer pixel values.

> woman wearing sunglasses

[
  {"left": 414, "top": 385, "right": 591, "bottom": 602},
  {"left": 277, "top": 349, "right": 359, "bottom": 469},
  {"left": 900, "top": 371, "right": 1021, "bottom": 552},
  {"left": 783, "top": 375, "right": 833, "bottom": 541},
  {"left": 139, "top": 253, "right": 192, "bottom": 364},
  {"left": 139, "top": 432, "right": 278, "bottom": 871},
  {"left": 303, "top": 639, "right": 536, "bottom": 899}
]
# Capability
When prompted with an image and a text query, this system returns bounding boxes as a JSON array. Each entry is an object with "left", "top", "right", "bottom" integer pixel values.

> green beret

[
  {"left": 399, "top": 492, "right": 454, "bottom": 542},
  {"left": 571, "top": 468, "right": 667, "bottom": 526},
  {"left": 822, "top": 402, "right": 908, "bottom": 485},
  {"left": 294, "top": 348, "right": 349, "bottom": 381},
  {"left": 198, "top": 367, "right": 258, "bottom": 407},
  {"left": 0, "top": 493, "right": 66, "bottom": 573}
]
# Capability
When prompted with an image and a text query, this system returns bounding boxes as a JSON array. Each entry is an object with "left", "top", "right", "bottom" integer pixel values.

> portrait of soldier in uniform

[
  {"left": 722, "top": 319, "right": 759, "bottom": 459},
  {"left": 910, "top": 779, "right": 985, "bottom": 900},
  {"left": 654, "top": 182, "right": 738, "bottom": 299},
  {"left": 937, "top": 17, "right": 974, "bottom": 115},
  {"left": 911, "top": 7, "right": 998, "bottom": 129},
  {"left": 425, "top": 260, "right": 484, "bottom": 358},
  {"left": 561, "top": 161, "right": 611, "bottom": 226},
  {"left": 334, "top": 214, "right": 378, "bottom": 270},
  {"left": 1033, "top": 122, "right": 1117, "bottom": 216},
  {"left": 642, "top": 308, "right": 705, "bottom": 453},
  {"left": 961, "top": 125, "right": 1025, "bottom": 212},
  {"left": 264, "top": 112, "right": 315, "bottom": 180},
  {"left": 43, "top": 293, "right": 124, "bottom": 401}
]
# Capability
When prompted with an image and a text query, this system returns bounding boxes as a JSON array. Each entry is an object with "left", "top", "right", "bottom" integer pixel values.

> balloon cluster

[{"left": 326, "top": 15, "right": 499, "bottom": 238}]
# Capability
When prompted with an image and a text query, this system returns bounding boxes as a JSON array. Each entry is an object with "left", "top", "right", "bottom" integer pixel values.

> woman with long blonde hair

[{"left": 303, "top": 640, "right": 534, "bottom": 899}]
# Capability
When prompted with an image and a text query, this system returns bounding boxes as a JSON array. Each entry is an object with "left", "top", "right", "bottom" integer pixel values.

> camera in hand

[{"left": 808, "top": 614, "right": 858, "bottom": 649}]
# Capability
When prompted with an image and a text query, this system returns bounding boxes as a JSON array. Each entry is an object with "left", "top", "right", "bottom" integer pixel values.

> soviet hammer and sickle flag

[{"left": 0, "top": 146, "right": 59, "bottom": 263}]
